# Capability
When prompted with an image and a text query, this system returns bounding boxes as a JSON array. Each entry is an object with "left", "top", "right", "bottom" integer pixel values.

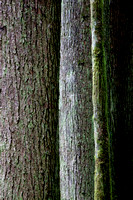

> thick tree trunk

[
  {"left": 0, "top": 1, "right": 60, "bottom": 199},
  {"left": 90, "top": 0, "right": 111, "bottom": 199},
  {"left": 59, "top": 0, "right": 94, "bottom": 199}
]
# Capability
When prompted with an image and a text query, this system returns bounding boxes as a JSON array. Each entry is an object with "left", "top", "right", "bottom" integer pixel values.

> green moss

[
  {"left": 78, "top": 59, "right": 85, "bottom": 66},
  {"left": 91, "top": 0, "right": 111, "bottom": 199}
]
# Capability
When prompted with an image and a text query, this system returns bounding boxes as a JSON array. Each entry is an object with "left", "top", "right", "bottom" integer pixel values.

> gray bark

[{"left": 59, "top": 0, "right": 94, "bottom": 199}]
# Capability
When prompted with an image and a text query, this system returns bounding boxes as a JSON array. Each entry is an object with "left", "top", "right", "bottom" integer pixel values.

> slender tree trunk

[
  {"left": 90, "top": 0, "right": 111, "bottom": 199},
  {"left": 0, "top": 1, "right": 60, "bottom": 199},
  {"left": 59, "top": 0, "right": 94, "bottom": 199}
]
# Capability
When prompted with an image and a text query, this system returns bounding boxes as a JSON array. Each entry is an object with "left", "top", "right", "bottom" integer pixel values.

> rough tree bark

[
  {"left": 59, "top": 0, "right": 94, "bottom": 199},
  {"left": 0, "top": 0, "right": 60, "bottom": 199},
  {"left": 90, "top": 0, "right": 111, "bottom": 199}
]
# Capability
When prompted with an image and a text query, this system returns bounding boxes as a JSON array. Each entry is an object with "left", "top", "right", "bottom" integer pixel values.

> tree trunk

[
  {"left": 90, "top": 0, "right": 111, "bottom": 199},
  {"left": 59, "top": 0, "right": 94, "bottom": 199},
  {"left": 0, "top": 1, "right": 60, "bottom": 199}
]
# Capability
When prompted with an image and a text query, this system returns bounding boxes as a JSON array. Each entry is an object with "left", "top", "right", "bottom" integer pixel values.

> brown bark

[
  {"left": 0, "top": 1, "right": 60, "bottom": 199},
  {"left": 59, "top": 0, "right": 94, "bottom": 199}
]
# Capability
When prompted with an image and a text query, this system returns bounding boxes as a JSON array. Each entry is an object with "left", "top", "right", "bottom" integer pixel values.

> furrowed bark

[
  {"left": 0, "top": 1, "right": 60, "bottom": 199},
  {"left": 90, "top": 0, "right": 111, "bottom": 199},
  {"left": 59, "top": 0, "right": 94, "bottom": 199}
]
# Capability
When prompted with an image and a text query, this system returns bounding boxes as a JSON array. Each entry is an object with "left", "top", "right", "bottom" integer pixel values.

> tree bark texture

[
  {"left": 90, "top": 0, "right": 111, "bottom": 199},
  {"left": 109, "top": 1, "right": 133, "bottom": 199},
  {"left": 0, "top": 0, "right": 60, "bottom": 199},
  {"left": 59, "top": 1, "right": 94, "bottom": 199}
]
